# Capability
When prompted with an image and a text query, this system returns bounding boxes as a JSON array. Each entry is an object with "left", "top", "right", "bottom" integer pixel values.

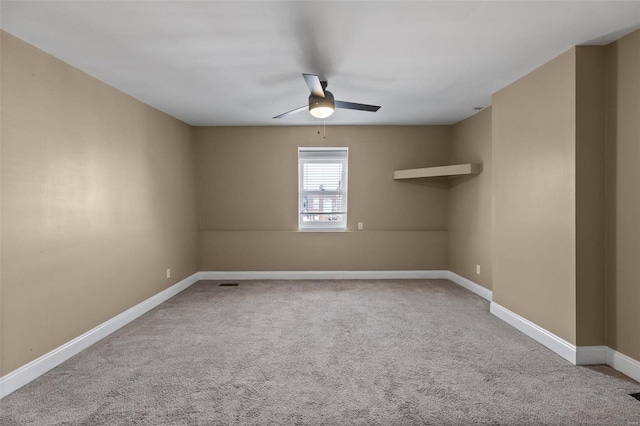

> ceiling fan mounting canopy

[{"left": 273, "top": 73, "right": 381, "bottom": 120}]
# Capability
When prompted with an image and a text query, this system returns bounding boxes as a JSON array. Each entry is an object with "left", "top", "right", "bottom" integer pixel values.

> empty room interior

[{"left": 1, "top": 1, "right": 640, "bottom": 424}]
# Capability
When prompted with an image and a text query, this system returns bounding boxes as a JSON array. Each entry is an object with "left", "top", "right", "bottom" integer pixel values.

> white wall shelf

[{"left": 393, "top": 163, "right": 481, "bottom": 180}]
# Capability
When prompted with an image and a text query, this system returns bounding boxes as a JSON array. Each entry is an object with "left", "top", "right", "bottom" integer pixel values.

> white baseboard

[
  {"left": 198, "top": 270, "right": 449, "bottom": 281},
  {"left": 576, "top": 346, "right": 608, "bottom": 365},
  {"left": 200, "top": 269, "right": 491, "bottom": 304},
  {"left": 4, "top": 271, "right": 638, "bottom": 400},
  {"left": 0, "top": 272, "right": 201, "bottom": 399},
  {"left": 575, "top": 346, "right": 640, "bottom": 382},
  {"left": 490, "top": 302, "right": 577, "bottom": 364},
  {"left": 200, "top": 270, "right": 493, "bottom": 303},
  {"left": 446, "top": 271, "right": 492, "bottom": 301},
  {"left": 490, "top": 303, "right": 640, "bottom": 383},
  {"left": 607, "top": 347, "right": 640, "bottom": 383}
]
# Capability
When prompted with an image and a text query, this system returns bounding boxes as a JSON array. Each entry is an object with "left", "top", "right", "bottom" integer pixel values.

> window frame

[{"left": 298, "top": 147, "right": 349, "bottom": 232}]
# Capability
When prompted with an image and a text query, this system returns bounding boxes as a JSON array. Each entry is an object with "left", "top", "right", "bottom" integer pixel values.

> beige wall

[
  {"left": 605, "top": 29, "right": 640, "bottom": 361},
  {"left": 575, "top": 46, "right": 606, "bottom": 346},
  {"left": 491, "top": 42, "right": 630, "bottom": 349},
  {"left": 492, "top": 49, "right": 578, "bottom": 344},
  {"left": 449, "top": 107, "right": 492, "bottom": 289},
  {"left": 200, "top": 231, "right": 447, "bottom": 271},
  {"left": 0, "top": 32, "right": 199, "bottom": 374},
  {"left": 194, "top": 126, "right": 451, "bottom": 271}
]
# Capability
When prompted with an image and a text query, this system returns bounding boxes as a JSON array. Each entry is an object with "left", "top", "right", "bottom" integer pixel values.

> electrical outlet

[
  {"left": 476, "top": 265, "right": 481, "bottom": 274},
  {"left": 358, "top": 222, "right": 363, "bottom": 230},
  {"left": 166, "top": 268, "right": 171, "bottom": 279}
]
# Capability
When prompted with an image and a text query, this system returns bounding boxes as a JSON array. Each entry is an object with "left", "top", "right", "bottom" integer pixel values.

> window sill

[{"left": 298, "top": 228, "right": 347, "bottom": 233}]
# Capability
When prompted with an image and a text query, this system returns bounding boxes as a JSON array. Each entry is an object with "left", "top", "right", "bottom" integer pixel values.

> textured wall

[
  {"left": 194, "top": 126, "right": 451, "bottom": 271},
  {"left": 491, "top": 45, "right": 616, "bottom": 348},
  {"left": 605, "top": 29, "right": 640, "bottom": 361},
  {"left": 492, "top": 49, "right": 578, "bottom": 344},
  {"left": 449, "top": 107, "right": 493, "bottom": 290},
  {"left": 575, "top": 46, "right": 606, "bottom": 346},
  {"left": 0, "top": 32, "right": 199, "bottom": 375}
]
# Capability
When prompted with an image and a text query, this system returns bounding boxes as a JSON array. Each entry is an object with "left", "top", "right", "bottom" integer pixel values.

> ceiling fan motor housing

[{"left": 309, "top": 90, "right": 335, "bottom": 118}]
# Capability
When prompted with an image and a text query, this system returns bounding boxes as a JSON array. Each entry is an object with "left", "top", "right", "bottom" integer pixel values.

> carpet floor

[{"left": 1, "top": 279, "right": 639, "bottom": 425}]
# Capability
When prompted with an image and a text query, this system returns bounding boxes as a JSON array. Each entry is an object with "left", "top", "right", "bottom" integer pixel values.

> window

[{"left": 298, "top": 147, "right": 348, "bottom": 231}]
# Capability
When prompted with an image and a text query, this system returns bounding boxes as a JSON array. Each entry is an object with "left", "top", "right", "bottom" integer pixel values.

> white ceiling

[{"left": 1, "top": 1, "right": 639, "bottom": 126}]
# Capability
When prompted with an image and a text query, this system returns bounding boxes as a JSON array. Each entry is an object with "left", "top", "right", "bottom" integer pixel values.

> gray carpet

[{"left": 1, "top": 279, "right": 639, "bottom": 425}]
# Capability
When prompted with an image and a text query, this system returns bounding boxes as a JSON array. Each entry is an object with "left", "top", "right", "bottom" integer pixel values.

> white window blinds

[{"left": 298, "top": 147, "right": 348, "bottom": 231}]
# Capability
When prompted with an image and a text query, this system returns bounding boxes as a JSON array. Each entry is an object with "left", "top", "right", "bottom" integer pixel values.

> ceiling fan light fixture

[
  {"left": 309, "top": 91, "right": 335, "bottom": 119},
  {"left": 309, "top": 104, "right": 334, "bottom": 119}
]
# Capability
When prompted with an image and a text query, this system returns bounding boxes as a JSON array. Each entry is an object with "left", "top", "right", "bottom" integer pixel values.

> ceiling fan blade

[
  {"left": 335, "top": 100, "right": 381, "bottom": 112},
  {"left": 302, "top": 73, "right": 325, "bottom": 98},
  {"left": 273, "top": 105, "right": 308, "bottom": 119}
]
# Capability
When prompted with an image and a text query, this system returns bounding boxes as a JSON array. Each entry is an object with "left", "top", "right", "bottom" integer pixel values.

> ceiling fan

[{"left": 273, "top": 73, "right": 381, "bottom": 119}]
